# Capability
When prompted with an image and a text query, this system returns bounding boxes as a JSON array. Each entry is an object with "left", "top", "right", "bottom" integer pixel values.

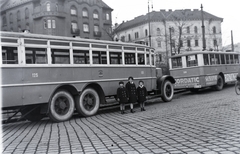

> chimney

[
  {"left": 168, "top": 9, "right": 172, "bottom": 12},
  {"left": 160, "top": 9, "right": 165, "bottom": 12}
]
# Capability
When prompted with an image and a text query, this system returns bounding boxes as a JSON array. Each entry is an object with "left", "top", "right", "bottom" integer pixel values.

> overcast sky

[{"left": 104, "top": 0, "right": 240, "bottom": 46}]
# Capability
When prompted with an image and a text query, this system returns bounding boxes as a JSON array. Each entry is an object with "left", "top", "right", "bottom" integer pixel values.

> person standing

[
  {"left": 137, "top": 80, "right": 147, "bottom": 111},
  {"left": 116, "top": 81, "right": 128, "bottom": 114},
  {"left": 126, "top": 76, "right": 137, "bottom": 113}
]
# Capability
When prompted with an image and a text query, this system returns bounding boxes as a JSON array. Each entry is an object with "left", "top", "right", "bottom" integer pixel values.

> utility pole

[
  {"left": 231, "top": 30, "right": 234, "bottom": 52},
  {"left": 201, "top": 4, "right": 206, "bottom": 51},
  {"left": 148, "top": 0, "right": 151, "bottom": 47}
]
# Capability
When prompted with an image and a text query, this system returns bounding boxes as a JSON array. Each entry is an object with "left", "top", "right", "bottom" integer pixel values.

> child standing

[
  {"left": 137, "top": 80, "right": 147, "bottom": 111},
  {"left": 126, "top": 76, "right": 137, "bottom": 113},
  {"left": 117, "top": 81, "right": 128, "bottom": 114}
]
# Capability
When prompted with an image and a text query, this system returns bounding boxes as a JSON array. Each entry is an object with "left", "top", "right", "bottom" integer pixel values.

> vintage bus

[
  {"left": 1, "top": 31, "right": 175, "bottom": 122},
  {"left": 169, "top": 51, "right": 240, "bottom": 92}
]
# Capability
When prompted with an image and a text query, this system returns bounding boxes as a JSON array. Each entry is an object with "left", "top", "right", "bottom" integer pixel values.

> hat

[
  {"left": 128, "top": 76, "right": 134, "bottom": 80},
  {"left": 119, "top": 81, "right": 124, "bottom": 85},
  {"left": 139, "top": 80, "right": 144, "bottom": 84}
]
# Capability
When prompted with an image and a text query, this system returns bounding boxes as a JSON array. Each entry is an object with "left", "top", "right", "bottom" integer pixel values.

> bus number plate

[{"left": 32, "top": 73, "right": 38, "bottom": 78}]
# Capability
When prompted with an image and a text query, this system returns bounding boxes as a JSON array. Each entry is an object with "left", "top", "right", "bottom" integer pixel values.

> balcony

[
  {"left": 93, "top": 31, "right": 101, "bottom": 37},
  {"left": 71, "top": 28, "right": 80, "bottom": 35}
]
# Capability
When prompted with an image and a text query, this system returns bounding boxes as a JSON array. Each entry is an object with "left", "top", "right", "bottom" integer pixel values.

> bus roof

[
  {"left": 170, "top": 51, "right": 240, "bottom": 58},
  {"left": 0, "top": 31, "right": 154, "bottom": 50}
]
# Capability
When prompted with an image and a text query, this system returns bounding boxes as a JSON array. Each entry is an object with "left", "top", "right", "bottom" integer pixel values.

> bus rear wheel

[
  {"left": 48, "top": 90, "right": 75, "bottom": 122},
  {"left": 76, "top": 88, "right": 100, "bottom": 117},
  {"left": 161, "top": 80, "right": 174, "bottom": 102},
  {"left": 214, "top": 75, "right": 224, "bottom": 91}
]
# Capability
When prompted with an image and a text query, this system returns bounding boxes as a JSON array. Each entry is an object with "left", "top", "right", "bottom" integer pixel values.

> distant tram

[
  {"left": 169, "top": 51, "right": 240, "bottom": 92},
  {"left": 1, "top": 31, "right": 175, "bottom": 122}
]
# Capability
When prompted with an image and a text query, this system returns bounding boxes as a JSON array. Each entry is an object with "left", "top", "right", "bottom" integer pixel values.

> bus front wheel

[
  {"left": 214, "top": 75, "right": 224, "bottom": 91},
  {"left": 161, "top": 80, "right": 174, "bottom": 102},
  {"left": 76, "top": 88, "right": 100, "bottom": 117},
  {"left": 48, "top": 90, "right": 75, "bottom": 122}
]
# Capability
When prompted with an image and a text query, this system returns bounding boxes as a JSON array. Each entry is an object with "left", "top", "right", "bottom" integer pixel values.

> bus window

[
  {"left": 172, "top": 57, "right": 182, "bottom": 68},
  {"left": 25, "top": 48, "right": 47, "bottom": 64},
  {"left": 51, "top": 49, "right": 70, "bottom": 64},
  {"left": 234, "top": 55, "right": 239, "bottom": 64},
  {"left": 92, "top": 51, "right": 107, "bottom": 64},
  {"left": 138, "top": 53, "right": 145, "bottom": 65},
  {"left": 215, "top": 54, "right": 220, "bottom": 64},
  {"left": 146, "top": 54, "right": 150, "bottom": 65},
  {"left": 221, "top": 54, "right": 225, "bottom": 64},
  {"left": 203, "top": 54, "right": 209, "bottom": 65},
  {"left": 230, "top": 54, "right": 234, "bottom": 64},
  {"left": 2, "top": 47, "right": 18, "bottom": 64},
  {"left": 110, "top": 52, "right": 122, "bottom": 64},
  {"left": 210, "top": 54, "right": 215, "bottom": 65},
  {"left": 125, "top": 53, "right": 135, "bottom": 65},
  {"left": 73, "top": 50, "right": 89, "bottom": 64},
  {"left": 226, "top": 54, "right": 230, "bottom": 64},
  {"left": 186, "top": 55, "right": 198, "bottom": 67},
  {"left": 151, "top": 54, "right": 154, "bottom": 66}
]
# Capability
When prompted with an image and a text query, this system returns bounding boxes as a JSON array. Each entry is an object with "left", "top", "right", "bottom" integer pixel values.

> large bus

[
  {"left": 1, "top": 31, "right": 175, "bottom": 122},
  {"left": 169, "top": 51, "right": 240, "bottom": 92}
]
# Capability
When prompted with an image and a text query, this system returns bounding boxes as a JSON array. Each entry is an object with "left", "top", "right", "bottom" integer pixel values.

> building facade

[
  {"left": 0, "top": 0, "right": 113, "bottom": 40},
  {"left": 114, "top": 9, "right": 223, "bottom": 66}
]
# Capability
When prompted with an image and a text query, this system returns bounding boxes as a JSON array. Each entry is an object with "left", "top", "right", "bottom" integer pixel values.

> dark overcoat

[
  {"left": 137, "top": 86, "right": 147, "bottom": 103},
  {"left": 117, "top": 87, "right": 128, "bottom": 103},
  {"left": 126, "top": 82, "right": 137, "bottom": 103}
]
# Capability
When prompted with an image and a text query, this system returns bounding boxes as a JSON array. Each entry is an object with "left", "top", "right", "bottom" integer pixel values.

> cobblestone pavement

[{"left": 2, "top": 85, "right": 240, "bottom": 154}]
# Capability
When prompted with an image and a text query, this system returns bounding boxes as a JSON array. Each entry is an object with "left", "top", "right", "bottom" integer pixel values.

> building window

[
  {"left": 180, "top": 40, "right": 183, "bottom": 47},
  {"left": 47, "top": 20, "right": 51, "bottom": 28},
  {"left": 82, "top": 8, "right": 88, "bottom": 17},
  {"left": 2, "top": 16, "right": 7, "bottom": 25},
  {"left": 43, "top": 19, "right": 47, "bottom": 29},
  {"left": 9, "top": 13, "right": 13, "bottom": 23},
  {"left": 187, "top": 40, "right": 191, "bottom": 47},
  {"left": 128, "top": 34, "right": 131, "bottom": 41},
  {"left": 194, "top": 26, "right": 198, "bottom": 33},
  {"left": 26, "top": 23, "right": 29, "bottom": 30},
  {"left": 52, "top": 20, "right": 56, "bottom": 29},
  {"left": 145, "top": 29, "right": 148, "bottom": 37},
  {"left": 18, "top": 26, "right": 21, "bottom": 32},
  {"left": 93, "top": 10, "right": 99, "bottom": 19},
  {"left": 71, "top": 22, "right": 78, "bottom": 33},
  {"left": 106, "top": 13, "right": 110, "bottom": 20},
  {"left": 135, "top": 32, "right": 139, "bottom": 39},
  {"left": 25, "top": 8, "right": 29, "bottom": 19},
  {"left": 47, "top": 3, "right": 50, "bottom": 11},
  {"left": 187, "top": 26, "right": 190, "bottom": 33},
  {"left": 17, "top": 11, "right": 21, "bottom": 21},
  {"left": 157, "top": 40, "right": 161, "bottom": 47},
  {"left": 195, "top": 40, "right": 199, "bottom": 46},
  {"left": 70, "top": 6, "right": 77, "bottom": 15},
  {"left": 56, "top": 4, "right": 58, "bottom": 11},
  {"left": 83, "top": 24, "right": 89, "bottom": 32},
  {"left": 121, "top": 36, "right": 125, "bottom": 42},
  {"left": 213, "top": 26, "right": 216, "bottom": 34},
  {"left": 94, "top": 25, "right": 99, "bottom": 32},
  {"left": 213, "top": 39, "right": 217, "bottom": 46},
  {"left": 157, "top": 28, "right": 161, "bottom": 35}
]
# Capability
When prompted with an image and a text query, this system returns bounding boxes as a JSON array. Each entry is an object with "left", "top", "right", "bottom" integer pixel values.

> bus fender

[{"left": 157, "top": 75, "right": 175, "bottom": 92}]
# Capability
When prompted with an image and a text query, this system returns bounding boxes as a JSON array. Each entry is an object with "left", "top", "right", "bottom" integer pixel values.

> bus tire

[
  {"left": 215, "top": 75, "right": 224, "bottom": 91},
  {"left": 48, "top": 90, "right": 75, "bottom": 122},
  {"left": 161, "top": 80, "right": 174, "bottom": 102},
  {"left": 76, "top": 88, "right": 100, "bottom": 117}
]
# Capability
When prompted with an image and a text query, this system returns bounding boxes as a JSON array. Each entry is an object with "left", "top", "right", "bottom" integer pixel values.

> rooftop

[{"left": 115, "top": 9, "right": 223, "bottom": 32}]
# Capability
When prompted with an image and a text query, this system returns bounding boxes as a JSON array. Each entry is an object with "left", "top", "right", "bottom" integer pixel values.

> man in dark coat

[
  {"left": 126, "top": 76, "right": 137, "bottom": 113},
  {"left": 117, "top": 81, "right": 128, "bottom": 114},
  {"left": 137, "top": 80, "right": 147, "bottom": 111}
]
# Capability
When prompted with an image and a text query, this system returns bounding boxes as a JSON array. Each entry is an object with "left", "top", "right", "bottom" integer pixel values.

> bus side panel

[{"left": 2, "top": 68, "right": 24, "bottom": 108}]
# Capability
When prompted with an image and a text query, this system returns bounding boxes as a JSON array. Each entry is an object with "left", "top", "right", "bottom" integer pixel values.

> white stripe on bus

[{"left": 1, "top": 77, "right": 156, "bottom": 88}]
